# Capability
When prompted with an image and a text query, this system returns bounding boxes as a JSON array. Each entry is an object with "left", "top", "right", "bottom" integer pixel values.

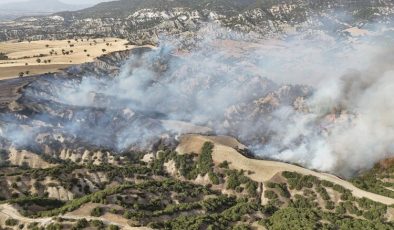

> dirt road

[
  {"left": 0, "top": 204, "right": 150, "bottom": 230},
  {"left": 177, "top": 134, "right": 394, "bottom": 205}
]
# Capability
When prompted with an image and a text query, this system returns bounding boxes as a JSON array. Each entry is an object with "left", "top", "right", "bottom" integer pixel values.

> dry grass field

[{"left": 0, "top": 38, "right": 132, "bottom": 79}]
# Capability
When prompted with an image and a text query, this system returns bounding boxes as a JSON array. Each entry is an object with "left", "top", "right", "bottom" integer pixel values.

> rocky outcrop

[
  {"left": 0, "top": 0, "right": 393, "bottom": 43},
  {"left": 8, "top": 148, "right": 56, "bottom": 169}
]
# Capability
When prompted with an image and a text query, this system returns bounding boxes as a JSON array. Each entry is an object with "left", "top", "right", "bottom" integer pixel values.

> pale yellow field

[{"left": 0, "top": 38, "right": 133, "bottom": 79}]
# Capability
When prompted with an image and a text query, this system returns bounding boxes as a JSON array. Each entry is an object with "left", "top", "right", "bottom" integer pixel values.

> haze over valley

[
  {"left": 0, "top": 1, "right": 394, "bottom": 229},
  {"left": 0, "top": 0, "right": 111, "bottom": 21}
]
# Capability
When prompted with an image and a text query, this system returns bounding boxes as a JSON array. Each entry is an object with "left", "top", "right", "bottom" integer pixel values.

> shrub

[
  {"left": 264, "top": 190, "right": 278, "bottom": 200},
  {"left": 245, "top": 181, "right": 258, "bottom": 197},
  {"left": 325, "top": 201, "right": 335, "bottom": 210},
  {"left": 0, "top": 52, "right": 9, "bottom": 60},
  {"left": 227, "top": 172, "right": 241, "bottom": 190},
  {"left": 91, "top": 220, "right": 104, "bottom": 228},
  {"left": 197, "top": 142, "right": 214, "bottom": 175},
  {"left": 108, "top": 225, "right": 119, "bottom": 230},
  {"left": 263, "top": 207, "right": 321, "bottom": 229},
  {"left": 90, "top": 207, "right": 103, "bottom": 217},
  {"left": 290, "top": 195, "right": 317, "bottom": 209},
  {"left": 267, "top": 183, "right": 290, "bottom": 198},
  {"left": 27, "top": 222, "right": 39, "bottom": 229},
  {"left": 335, "top": 204, "right": 346, "bottom": 215},
  {"left": 322, "top": 180, "right": 334, "bottom": 187},
  {"left": 218, "top": 160, "right": 229, "bottom": 169},
  {"left": 5, "top": 218, "right": 19, "bottom": 226},
  {"left": 208, "top": 172, "right": 220, "bottom": 185},
  {"left": 316, "top": 186, "right": 330, "bottom": 201},
  {"left": 37, "top": 183, "right": 133, "bottom": 217},
  {"left": 75, "top": 218, "right": 88, "bottom": 229},
  {"left": 46, "top": 223, "right": 62, "bottom": 230}
]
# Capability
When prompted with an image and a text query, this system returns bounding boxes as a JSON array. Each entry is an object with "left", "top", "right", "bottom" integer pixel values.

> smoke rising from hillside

[
  {"left": 1, "top": 26, "right": 394, "bottom": 176},
  {"left": 255, "top": 47, "right": 394, "bottom": 176}
]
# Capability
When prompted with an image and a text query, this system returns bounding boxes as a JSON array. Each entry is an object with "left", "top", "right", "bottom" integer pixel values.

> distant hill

[
  {"left": 0, "top": 0, "right": 393, "bottom": 42},
  {"left": 0, "top": 0, "right": 91, "bottom": 21},
  {"left": 60, "top": 0, "right": 391, "bottom": 18},
  {"left": 65, "top": 0, "right": 270, "bottom": 18}
]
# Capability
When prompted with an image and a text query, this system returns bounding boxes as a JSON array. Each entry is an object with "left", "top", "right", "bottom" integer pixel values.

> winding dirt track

[
  {"left": 0, "top": 204, "right": 150, "bottom": 230},
  {"left": 0, "top": 204, "right": 52, "bottom": 226},
  {"left": 177, "top": 134, "right": 394, "bottom": 205}
]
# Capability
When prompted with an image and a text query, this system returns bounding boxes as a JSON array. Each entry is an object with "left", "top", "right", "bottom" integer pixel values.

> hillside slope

[
  {"left": 0, "top": 135, "right": 393, "bottom": 229},
  {"left": 1, "top": 0, "right": 393, "bottom": 43},
  {"left": 177, "top": 134, "right": 394, "bottom": 205}
]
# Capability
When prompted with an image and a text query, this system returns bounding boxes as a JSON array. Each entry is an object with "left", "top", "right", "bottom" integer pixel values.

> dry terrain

[
  {"left": 0, "top": 204, "right": 151, "bottom": 230},
  {"left": 0, "top": 38, "right": 132, "bottom": 79},
  {"left": 177, "top": 134, "right": 394, "bottom": 205}
]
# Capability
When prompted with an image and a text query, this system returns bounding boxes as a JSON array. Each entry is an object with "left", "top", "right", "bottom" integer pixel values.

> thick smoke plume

[{"left": 1, "top": 25, "right": 394, "bottom": 177}]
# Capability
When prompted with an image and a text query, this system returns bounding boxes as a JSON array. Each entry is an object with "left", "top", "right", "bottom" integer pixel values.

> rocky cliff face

[{"left": 0, "top": 0, "right": 393, "bottom": 43}]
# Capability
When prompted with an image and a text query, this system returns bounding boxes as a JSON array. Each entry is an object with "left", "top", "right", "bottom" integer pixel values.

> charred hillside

[{"left": 0, "top": 44, "right": 313, "bottom": 165}]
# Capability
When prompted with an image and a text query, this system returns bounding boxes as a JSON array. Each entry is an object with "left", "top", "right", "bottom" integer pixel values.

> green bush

[
  {"left": 321, "top": 180, "right": 334, "bottom": 188},
  {"left": 108, "top": 225, "right": 119, "bottom": 230},
  {"left": 227, "top": 172, "right": 241, "bottom": 190},
  {"left": 36, "top": 184, "right": 133, "bottom": 217},
  {"left": 290, "top": 195, "right": 316, "bottom": 209},
  {"left": 5, "top": 218, "right": 19, "bottom": 226},
  {"left": 264, "top": 190, "right": 278, "bottom": 200},
  {"left": 208, "top": 172, "right": 220, "bottom": 185},
  {"left": 91, "top": 207, "right": 103, "bottom": 217},
  {"left": 245, "top": 181, "right": 258, "bottom": 197},
  {"left": 91, "top": 220, "right": 104, "bottom": 228},
  {"left": 197, "top": 142, "right": 214, "bottom": 176},
  {"left": 316, "top": 186, "right": 330, "bottom": 201},
  {"left": 218, "top": 161, "right": 229, "bottom": 169},
  {"left": 46, "top": 223, "right": 62, "bottom": 230},
  {"left": 262, "top": 207, "right": 321, "bottom": 229},
  {"left": 325, "top": 201, "right": 335, "bottom": 210},
  {"left": 0, "top": 52, "right": 8, "bottom": 60},
  {"left": 266, "top": 183, "right": 290, "bottom": 198},
  {"left": 75, "top": 218, "right": 88, "bottom": 229},
  {"left": 335, "top": 204, "right": 346, "bottom": 215},
  {"left": 282, "top": 171, "right": 318, "bottom": 190},
  {"left": 201, "top": 195, "right": 236, "bottom": 212}
]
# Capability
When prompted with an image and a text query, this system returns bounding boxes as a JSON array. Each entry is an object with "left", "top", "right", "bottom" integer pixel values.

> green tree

[
  {"left": 5, "top": 218, "right": 19, "bottom": 226},
  {"left": 90, "top": 207, "right": 103, "bottom": 217}
]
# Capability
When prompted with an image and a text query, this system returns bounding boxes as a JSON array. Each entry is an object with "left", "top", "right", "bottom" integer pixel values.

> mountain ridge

[{"left": 1, "top": 0, "right": 393, "bottom": 43}]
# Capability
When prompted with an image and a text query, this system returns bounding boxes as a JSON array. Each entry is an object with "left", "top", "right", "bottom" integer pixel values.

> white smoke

[
  {"left": 1, "top": 25, "right": 394, "bottom": 177},
  {"left": 253, "top": 39, "right": 394, "bottom": 176}
]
